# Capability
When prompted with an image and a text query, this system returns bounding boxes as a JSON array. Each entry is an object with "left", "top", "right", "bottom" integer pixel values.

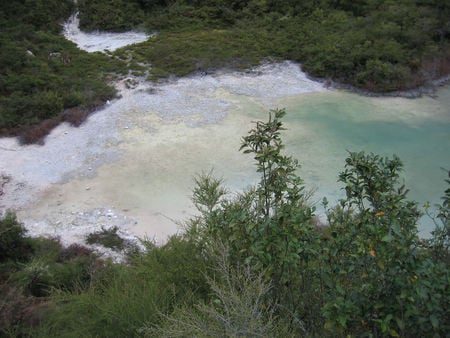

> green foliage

[
  {"left": 74, "top": 0, "right": 450, "bottom": 91},
  {"left": 188, "top": 112, "right": 449, "bottom": 336},
  {"left": 425, "top": 170, "right": 450, "bottom": 265},
  {"left": 36, "top": 236, "right": 210, "bottom": 337},
  {"left": 125, "top": 28, "right": 281, "bottom": 81},
  {"left": 78, "top": 0, "right": 145, "bottom": 32},
  {"left": 0, "top": 228, "right": 102, "bottom": 336},
  {"left": 322, "top": 152, "right": 449, "bottom": 336},
  {"left": 10, "top": 239, "right": 99, "bottom": 297},
  {"left": 0, "top": 1, "right": 125, "bottom": 140},
  {"left": 189, "top": 109, "right": 322, "bottom": 334},
  {"left": 86, "top": 226, "right": 125, "bottom": 251},
  {"left": 147, "top": 242, "right": 275, "bottom": 337},
  {"left": 2, "top": 109, "right": 447, "bottom": 336},
  {"left": 2, "top": 0, "right": 449, "bottom": 140},
  {"left": 104, "top": 0, "right": 450, "bottom": 91},
  {"left": 0, "top": 211, "right": 32, "bottom": 263}
]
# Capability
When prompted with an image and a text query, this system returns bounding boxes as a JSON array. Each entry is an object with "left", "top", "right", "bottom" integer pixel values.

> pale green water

[
  {"left": 9, "top": 26, "right": 446, "bottom": 243},
  {"left": 238, "top": 88, "right": 450, "bottom": 235},
  {"left": 13, "top": 68, "right": 449, "bottom": 241}
]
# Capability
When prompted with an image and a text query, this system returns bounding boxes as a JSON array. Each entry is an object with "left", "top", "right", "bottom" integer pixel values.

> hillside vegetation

[
  {"left": 81, "top": 0, "right": 450, "bottom": 91},
  {"left": 1, "top": 0, "right": 450, "bottom": 141},
  {"left": 1, "top": 110, "right": 448, "bottom": 336},
  {"left": 0, "top": 0, "right": 125, "bottom": 143}
]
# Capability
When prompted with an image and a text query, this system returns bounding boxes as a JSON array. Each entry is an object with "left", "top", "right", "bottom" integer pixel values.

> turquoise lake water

[
  {"left": 13, "top": 71, "right": 447, "bottom": 240},
  {"left": 249, "top": 87, "right": 450, "bottom": 235}
]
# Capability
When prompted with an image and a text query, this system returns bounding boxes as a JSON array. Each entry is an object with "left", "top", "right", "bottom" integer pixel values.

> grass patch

[
  {"left": 86, "top": 226, "right": 125, "bottom": 251},
  {"left": 122, "top": 27, "right": 284, "bottom": 81}
]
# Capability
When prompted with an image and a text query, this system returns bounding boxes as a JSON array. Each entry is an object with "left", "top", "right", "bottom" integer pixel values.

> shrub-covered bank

[
  {"left": 1, "top": 0, "right": 449, "bottom": 141},
  {"left": 0, "top": 0, "right": 126, "bottom": 143},
  {"left": 82, "top": 0, "right": 450, "bottom": 92},
  {"left": 2, "top": 110, "right": 448, "bottom": 336}
]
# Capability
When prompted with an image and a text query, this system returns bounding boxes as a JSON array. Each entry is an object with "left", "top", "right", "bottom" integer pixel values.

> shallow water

[
  {"left": 89, "top": 81, "right": 450, "bottom": 238},
  {"left": 1, "top": 64, "right": 448, "bottom": 243},
  {"left": 277, "top": 89, "right": 450, "bottom": 235},
  {"left": 2, "top": 17, "right": 449, "bottom": 244},
  {"left": 191, "top": 85, "right": 450, "bottom": 235}
]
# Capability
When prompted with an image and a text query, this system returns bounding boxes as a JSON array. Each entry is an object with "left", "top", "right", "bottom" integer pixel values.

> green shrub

[
  {"left": 322, "top": 152, "right": 449, "bottom": 336},
  {"left": 187, "top": 109, "right": 323, "bottom": 335},
  {"left": 10, "top": 238, "right": 100, "bottom": 297},
  {"left": 147, "top": 242, "right": 275, "bottom": 337},
  {"left": 21, "top": 109, "right": 450, "bottom": 336},
  {"left": 36, "top": 236, "right": 210, "bottom": 337},
  {"left": 0, "top": 211, "right": 32, "bottom": 263},
  {"left": 86, "top": 226, "right": 125, "bottom": 251}
]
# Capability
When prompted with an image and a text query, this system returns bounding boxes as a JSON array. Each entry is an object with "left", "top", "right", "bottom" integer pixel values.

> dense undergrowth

[
  {"left": 0, "top": 0, "right": 126, "bottom": 143},
  {"left": 84, "top": 0, "right": 450, "bottom": 92},
  {"left": 1, "top": 0, "right": 450, "bottom": 141},
  {"left": 1, "top": 110, "right": 448, "bottom": 336}
]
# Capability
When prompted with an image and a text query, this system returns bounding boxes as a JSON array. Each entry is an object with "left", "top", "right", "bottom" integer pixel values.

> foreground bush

[
  {"left": 3, "top": 110, "right": 448, "bottom": 336},
  {"left": 184, "top": 109, "right": 450, "bottom": 336},
  {"left": 0, "top": 211, "right": 32, "bottom": 263},
  {"left": 35, "top": 236, "right": 211, "bottom": 337},
  {"left": 147, "top": 243, "right": 275, "bottom": 337},
  {"left": 322, "top": 152, "right": 449, "bottom": 336},
  {"left": 0, "top": 215, "right": 104, "bottom": 336}
]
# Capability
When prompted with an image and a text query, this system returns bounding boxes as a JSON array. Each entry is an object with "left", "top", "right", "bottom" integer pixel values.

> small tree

[
  {"left": 189, "top": 109, "right": 321, "bottom": 334},
  {"left": 323, "top": 152, "right": 449, "bottom": 336}
]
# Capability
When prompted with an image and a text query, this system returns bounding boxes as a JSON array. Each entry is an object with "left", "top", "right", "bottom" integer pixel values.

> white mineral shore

[
  {"left": 63, "top": 12, "right": 151, "bottom": 52},
  {"left": 0, "top": 17, "right": 327, "bottom": 261}
]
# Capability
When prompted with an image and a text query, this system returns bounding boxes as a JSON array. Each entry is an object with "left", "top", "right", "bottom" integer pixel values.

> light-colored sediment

[
  {"left": 3, "top": 15, "right": 448, "bottom": 258},
  {"left": 63, "top": 12, "right": 151, "bottom": 52},
  {"left": 0, "top": 59, "right": 328, "bottom": 257}
]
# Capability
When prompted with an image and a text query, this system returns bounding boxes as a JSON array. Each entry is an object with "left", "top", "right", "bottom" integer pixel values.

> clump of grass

[
  {"left": 58, "top": 243, "right": 94, "bottom": 261},
  {"left": 86, "top": 226, "right": 125, "bottom": 251},
  {"left": 126, "top": 27, "right": 283, "bottom": 81}
]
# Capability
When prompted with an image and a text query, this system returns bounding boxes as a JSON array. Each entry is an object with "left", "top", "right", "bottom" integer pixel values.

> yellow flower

[{"left": 369, "top": 249, "right": 376, "bottom": 257}]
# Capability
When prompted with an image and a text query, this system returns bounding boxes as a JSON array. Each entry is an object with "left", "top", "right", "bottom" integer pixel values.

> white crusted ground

[{"left": 0, "top": 16, "right": 327, "bottom": 261}]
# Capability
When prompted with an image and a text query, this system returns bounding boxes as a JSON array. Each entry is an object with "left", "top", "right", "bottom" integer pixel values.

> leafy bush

[
  {"left": 0, "top": 211, "right": 32, "bottom": 263},
  {"left": 147, "top": 242, "right": 275, "bottom": 337},
  {"left": 36, "top": 236, "right": 210, "bottom": 337},
  {"left": 10, "top": 238, "right": 100, "bottom": 297},
  {"left": 0, "top": 226, "right": 102, "bottom": 335},
  {"left": 86, "top": 226, "right": 125, "bottom": 251},
  {"left": 78, "top": 0, "right": 145, "bottom": 32},
  {"left": 187, "top": 109, "right": 323, "bottom": 335},
  {"left": 11, "top": 109, "right": 447, "bottom": 336},
  {"left": 187, "top": 110, "right": 450, "bottom": 336}
]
